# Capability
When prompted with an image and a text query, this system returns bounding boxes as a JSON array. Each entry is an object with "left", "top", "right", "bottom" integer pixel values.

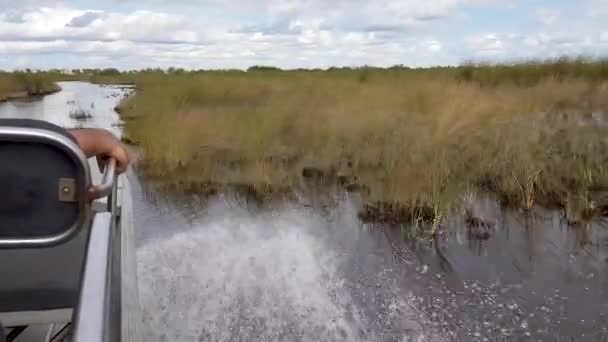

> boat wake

[{"left": 136, "top": 198, "right": 442, "bottom": 342}]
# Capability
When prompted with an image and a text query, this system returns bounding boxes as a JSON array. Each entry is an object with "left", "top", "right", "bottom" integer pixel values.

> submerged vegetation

[
  {"left": 0, "top": 71, "right": 60, "bottom": 101},
  {"left": 69, "top": 107, "right": 94, "bottom": 120},
  {"left": 116, "top": 58, "right": 608, "bottom": 228}
]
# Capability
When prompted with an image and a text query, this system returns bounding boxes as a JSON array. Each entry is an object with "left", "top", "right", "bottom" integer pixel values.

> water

[
  {"left": 132, "top": 193, "right": 441, "bottom": 341},
  {"left": 2, "top": 82, "right": 608, "bottom": 341},
  {"left": 0, "top": 81, "right": 128, "bottom": 137}
]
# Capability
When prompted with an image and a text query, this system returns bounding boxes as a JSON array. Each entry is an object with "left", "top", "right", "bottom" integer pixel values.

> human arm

[{"left": 68, "top": 128, "right": 131, "bottom": 174}]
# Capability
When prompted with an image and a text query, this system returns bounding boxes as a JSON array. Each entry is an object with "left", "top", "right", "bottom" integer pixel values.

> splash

[{"left": 136, "top": 198, "right": 440, "bottom": 342}]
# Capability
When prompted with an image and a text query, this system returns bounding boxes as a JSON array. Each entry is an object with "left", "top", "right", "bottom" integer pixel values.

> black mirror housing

[{"left": 0, "top": 119, "right": 91, "bottom": 249}]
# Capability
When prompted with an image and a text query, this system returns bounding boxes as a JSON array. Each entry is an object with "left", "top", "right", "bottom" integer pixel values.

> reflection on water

[{"left": 3, "top": 82, "right": 608, "bottom": 341}]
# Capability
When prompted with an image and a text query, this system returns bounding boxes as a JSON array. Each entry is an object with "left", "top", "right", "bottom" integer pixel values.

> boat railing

[{"left": 72, "top": 159, "right": 122, "bottom": 342}]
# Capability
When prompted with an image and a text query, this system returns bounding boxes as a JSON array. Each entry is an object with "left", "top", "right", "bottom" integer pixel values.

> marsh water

[{"left": 1, "top": 82, "right": 607, "bottom": 341}]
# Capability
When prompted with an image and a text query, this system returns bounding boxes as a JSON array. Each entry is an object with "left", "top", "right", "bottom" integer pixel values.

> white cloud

[
  {"left": 466, "top": 31, "right": 608, "bottom": 61},
  {"left": 343, "top": 32, "right": 376, "bottom": 45},
  {"left": 0, "top": 40, "right": 69, "bottom": 54},
  {"left": 0, "top": 7, "right": 200, "bottom": 44},
  {"left": 536, "top": 8, "right": 561, "bottom": 25},
  {"left": 0, "top": 2, "right": 459, "bottom": 68},
  {"left": 466, "top": 33, "right": 505, "bottom": 55},
  {"left": 0, "top": 0, "right": 59, "bottom": 10},
  {"left": 426, "top": 40, "right": 442, "bottom": 53},
  {"left": 0, "top": 0, "right": 606, "bottom": 69}
]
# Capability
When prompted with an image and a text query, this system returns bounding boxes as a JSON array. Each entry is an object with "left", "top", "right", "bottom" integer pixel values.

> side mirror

[{"left": 0, "top": 119, "right": 91, "bottom": 249}]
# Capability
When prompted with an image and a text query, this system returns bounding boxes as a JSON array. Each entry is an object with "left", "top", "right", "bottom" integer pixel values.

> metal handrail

[
  {"left": 70, "top": 212, "right": 112, "bottom": 342},
  {"left": 72, "top": 168, "right": 122, "bottom": 342},
  {"left": 90, "top": 158, "right": 117, "bottom": 200}
]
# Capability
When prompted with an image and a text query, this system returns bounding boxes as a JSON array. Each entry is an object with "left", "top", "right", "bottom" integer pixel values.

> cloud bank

[{"left": 0, "top": 0, "right": 606, "bottom": 69}]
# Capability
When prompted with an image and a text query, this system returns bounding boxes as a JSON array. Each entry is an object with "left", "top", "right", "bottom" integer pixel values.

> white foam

[{"left": 137, "top": 200, "right": 439, "bottom": 341}]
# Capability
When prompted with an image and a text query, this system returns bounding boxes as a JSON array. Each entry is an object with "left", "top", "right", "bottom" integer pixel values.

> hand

[{"left": 68, "top": 128, "right": 132, "bottom": 174}]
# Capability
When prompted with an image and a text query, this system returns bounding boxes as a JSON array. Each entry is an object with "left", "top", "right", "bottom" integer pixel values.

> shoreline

[
  {"left": 138, "top": 171, "right": 608, "bottom": 236},
  {"left": 0, "top": 84, "right": 62, "bottom": 103}
]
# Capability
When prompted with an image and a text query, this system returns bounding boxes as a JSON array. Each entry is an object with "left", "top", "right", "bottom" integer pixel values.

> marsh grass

[
  {"left": 120, "top": 59, "right": 608, "bottom": 225},
  {"left": 0, "top": 71, "right": 59, "bottom": 101}
]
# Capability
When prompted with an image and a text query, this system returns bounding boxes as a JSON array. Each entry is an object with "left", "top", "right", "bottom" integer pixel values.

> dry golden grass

[
  {"left": 0, "top": 72, "right": 59, "bottom": 101},
  {"left": 120, "top": 64, "right": 608, "bottom": 223}
]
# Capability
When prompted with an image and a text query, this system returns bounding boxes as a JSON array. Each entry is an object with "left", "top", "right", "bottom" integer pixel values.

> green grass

[
  {"left": 0, "top": 71, "right": 60, "bottom": 101},
  {"left": 117, "top": 58, "right": 608, "bottom": 225}
]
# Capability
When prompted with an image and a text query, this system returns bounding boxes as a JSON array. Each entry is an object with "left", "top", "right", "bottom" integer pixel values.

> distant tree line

[{"left": 2, "top": 56, "right": 607, "bottom": 87}]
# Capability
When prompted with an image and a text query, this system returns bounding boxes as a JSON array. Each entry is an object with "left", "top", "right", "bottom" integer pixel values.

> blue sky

[{"left": 0, "top": 0, "right": 607, "bottom": 70}]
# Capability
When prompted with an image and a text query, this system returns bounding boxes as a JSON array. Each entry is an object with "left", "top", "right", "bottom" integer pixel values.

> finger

[
  {"left": 116, "top": 160, "right": 127, "bottom": 174},
  {"left": 114, "top": 147, "right": 130, "bottom": 174}
]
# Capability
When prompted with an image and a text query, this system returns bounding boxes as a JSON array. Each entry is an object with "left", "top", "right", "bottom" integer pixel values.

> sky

[{"left": 0, "top": 0, "right": 607, "bottom": 70}]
